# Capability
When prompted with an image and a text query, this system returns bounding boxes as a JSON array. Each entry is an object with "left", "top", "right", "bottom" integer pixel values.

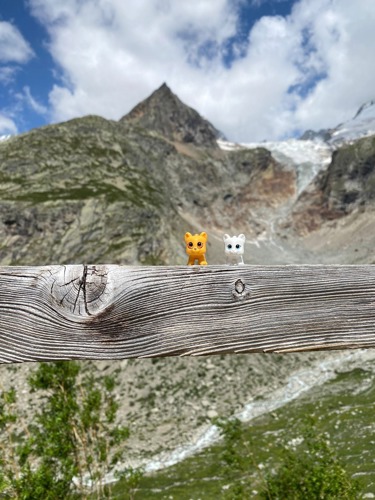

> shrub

[
  {"left": 216, "top": 417, "right": 361, "bottom": 500},
  {"left": 261, "top": 422, "right": 361, "bottom": 499},
  {"left": 0, "top": 361, "right": 142, "bottom": 499}
]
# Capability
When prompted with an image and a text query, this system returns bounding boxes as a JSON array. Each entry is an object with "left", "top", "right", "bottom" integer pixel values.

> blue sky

[
  {"left": 0, "top": 1, "right": 52, "bottom": 131},
  {"left": 1, "top": 0, "right": 375, "bottom": 141}
]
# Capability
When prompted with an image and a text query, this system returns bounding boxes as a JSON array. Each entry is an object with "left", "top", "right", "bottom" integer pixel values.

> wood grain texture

[{"left": 0, "top": 264, "right": 375, "bottom": 363}]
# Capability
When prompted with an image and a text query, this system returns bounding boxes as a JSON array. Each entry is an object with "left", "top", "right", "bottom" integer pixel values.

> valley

[{"left": 1, "top": 83, "right": 375, "bottom": 495}]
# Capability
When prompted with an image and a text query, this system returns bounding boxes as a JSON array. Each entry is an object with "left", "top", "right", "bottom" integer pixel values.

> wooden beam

[{"left": 0, "top": 264, "right": 375, "bottom": 363}]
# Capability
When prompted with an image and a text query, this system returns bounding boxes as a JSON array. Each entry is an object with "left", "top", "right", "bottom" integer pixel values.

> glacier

[
  {"left": 218, "top": 100, "right": 375, "bottom": 193},
  {"left": 218, "top": 138, "right": 332, "bottom": 195}
]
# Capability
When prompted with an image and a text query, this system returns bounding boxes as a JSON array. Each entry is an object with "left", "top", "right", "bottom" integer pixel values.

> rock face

[
  {"left": 299, "top": 129, "right": 332, "bottom": 142},
  {"left": 324, "top": 136, "right": 375, "bottom": 210},
  {"left": 120, "top": 83, "right": 222, "bottom": 148},
  {"left": 289, "top": 135, "right": 375, "bottom": 235},
  {"left": 0, "top": 116, "right": 176, "bottom": 265}
]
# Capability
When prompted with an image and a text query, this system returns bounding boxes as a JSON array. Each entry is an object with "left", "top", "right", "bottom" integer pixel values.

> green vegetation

[
  {"left": 214, "top": 417, "right": 257, "bottom": 499},
  {"left": 205, "top": 416, "right": 360, "bottom": 500},
  {"left": 215, "top": 417, "right": 360, "bottom": 499},
  {"left": 110, "top": 366, "right": 371, "bottom": 499},
  {"left": 0, "top": 363, "right": 363, "bottom": 499},
  {"left": 262, "top": 421, "right": 361, "bottom": 499},
  {"left": 0, "top": 361, "right": 142, "bottom": 499}
]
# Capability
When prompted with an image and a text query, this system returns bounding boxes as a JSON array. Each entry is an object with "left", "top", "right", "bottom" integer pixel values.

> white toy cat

[{"left": 223, "top": 234, "right": 246, "bottom": 265}]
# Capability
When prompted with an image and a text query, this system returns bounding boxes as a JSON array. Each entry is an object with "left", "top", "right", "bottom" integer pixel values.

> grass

[
  {"left": 109, "top": 365, "right": 375, "bottom": 499},
  {"left": 0, "top": 177, "right": 163, "bottom": 208}
]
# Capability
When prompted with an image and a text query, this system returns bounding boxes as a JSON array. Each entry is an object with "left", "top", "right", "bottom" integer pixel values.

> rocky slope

[
  {"left": 286, "top": 135, "right": 375, "bottom": 235},
  {"left": 0, "top": 86, "right": 300, "bottom": 267},
  {"left": 120, "top": 83, "right": 223, "bottom": 148},
  {"left": 1, "top": 85, "right": 375, "bottom": 468}
]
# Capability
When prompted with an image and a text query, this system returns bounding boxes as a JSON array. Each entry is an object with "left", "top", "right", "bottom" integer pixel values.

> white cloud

[
  {"left": 0, "top": 66, "right": 18, "bottom": 85},
  {"left": 28, "top": 0, "right": 375, "bottom": 141},
  {"left": 0, "top": 22, "right": 34, "bottom": 127},
  {"left": 290, "top": 0, "right": 375, "bottom": 132},
  {"left": 29, "top": 0, "right": 239, "bottom": 121},
  {"left": 14, "top": 86, "right": 48, "bottom": 115},
  {"left": 0, "top": 114, "right": 18, "bottom": 135},
  {"left": 0, "top": 21, "right": 34, "bottom": 63}
]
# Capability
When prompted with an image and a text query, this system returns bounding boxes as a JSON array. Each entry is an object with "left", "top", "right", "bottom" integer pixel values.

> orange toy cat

[{"left": 185, "top": 232, "right": 208, "bottom": 265}]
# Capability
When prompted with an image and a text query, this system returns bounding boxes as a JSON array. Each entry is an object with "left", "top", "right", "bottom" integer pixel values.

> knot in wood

[
  {"left": 235, "top": 279, "right": 245, "bottom": 294},
  {"left": 50, "top": 265, "right": 111, "bottom": 317},
  {"left": 232, "top": 278, "right": 248, "bottom": 301}
]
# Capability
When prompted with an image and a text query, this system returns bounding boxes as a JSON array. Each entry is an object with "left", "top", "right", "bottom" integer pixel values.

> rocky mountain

[
  {"left": 329, "top": 99, "right": 375, "bottom": 145},
  {"left": 290, "top": 135, "right": 375, "bottom": 233},
  {"left": 1, "top": 85, "right": 375, "bottom": 472},
  {"left": 0, "top": 85, "right": 301, "bottom": 267},
  {"left": 300, "top": 99, "right": 375, "bottom": 145},
  {"left": 120, "top": 83, "right": 223, "bottom": 148}
]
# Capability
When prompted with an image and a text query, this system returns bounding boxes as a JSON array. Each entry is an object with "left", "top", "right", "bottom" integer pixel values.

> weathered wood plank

[{"left": 0, "top": 264, "right": 375, "bottom": 363}]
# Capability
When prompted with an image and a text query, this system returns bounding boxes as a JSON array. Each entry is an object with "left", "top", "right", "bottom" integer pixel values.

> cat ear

[
  {"left": 185, "top": 232, "right": 192, "bottom": 242},
  {"left": 238, "top": 234, "right": 246, "bottom": 242},
  {"left": 223, "top": 234, "right": 230, "bottom": 242},
  {"left": 200, "top": 232, "right": 207, "bottom": 240}
]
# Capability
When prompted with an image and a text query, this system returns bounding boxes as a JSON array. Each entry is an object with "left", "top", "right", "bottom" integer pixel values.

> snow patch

[{"left": 330, "top": 100, "right": 375, "bottom": 145}]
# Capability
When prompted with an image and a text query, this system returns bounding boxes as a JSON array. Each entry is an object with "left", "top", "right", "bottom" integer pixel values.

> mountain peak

[
  {"left": 120, "top": 83, "right": 222, "bottom": 148},
  {"left": 300, "top": 99, "right": 375, "bottom": 146},
  {"left": 353, "top": 99, "right": 375, "bottom": 120},
  {"left": 154, "top": 82, "right": 173, "bottom": 95}
]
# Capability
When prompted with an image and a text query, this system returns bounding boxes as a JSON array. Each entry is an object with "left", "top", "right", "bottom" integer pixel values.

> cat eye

[
  {"left": 236, "top": 244, "right": 241, "bottom": 249},
  {"left": 197, "top": 242, "right": 202, "bottom": 247},
  {"left": 188, "top": 242, "right": 193, "bottom": 247},
  {"left": 227, "top": 244, "right": 232, "bottom": 249}
]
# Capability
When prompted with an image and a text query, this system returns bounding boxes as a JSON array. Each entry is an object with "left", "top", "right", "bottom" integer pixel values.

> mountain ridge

[
  {"left": 2, "top": 86, "right": 375, "bottom": 266},
  {"left": 300, "top": 99, "right": 375, "bottom": 145}
]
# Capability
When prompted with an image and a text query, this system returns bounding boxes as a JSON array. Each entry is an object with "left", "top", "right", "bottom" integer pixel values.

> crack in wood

[{"left": 73, "top": 265, "right": 91, "bottom": 316}]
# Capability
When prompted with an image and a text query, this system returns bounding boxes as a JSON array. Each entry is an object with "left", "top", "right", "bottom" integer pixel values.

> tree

[{"left": 0, "top": 361, "right": 142, "bottom": 499}]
